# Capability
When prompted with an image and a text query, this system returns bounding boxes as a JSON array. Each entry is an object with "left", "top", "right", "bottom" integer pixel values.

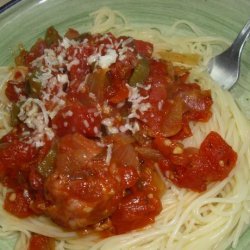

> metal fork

[{"left": 207, "top": 20, "right": 250, "bottom": 90}]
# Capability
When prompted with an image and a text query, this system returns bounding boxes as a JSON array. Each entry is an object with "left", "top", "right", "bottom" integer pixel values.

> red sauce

[
  {"left": 4, "top": 191, "right": 33, "bottom": 218},
  {"left": 28, "top": 234, "right": 54, "bottom": 250},
  {"left": 156, "top": 132, "right": 237, "bottom": 192},
  {"left": 0, "top": 26, "right": 237, "bottom": 240}
]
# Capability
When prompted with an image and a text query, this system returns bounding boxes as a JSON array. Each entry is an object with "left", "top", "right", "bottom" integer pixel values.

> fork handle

[{"left": 230, "top": 19, "right": 250, "bottom": 54}]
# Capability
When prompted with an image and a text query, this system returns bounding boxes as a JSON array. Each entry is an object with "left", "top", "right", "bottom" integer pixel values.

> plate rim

[{"left": 0, "top": 0, "right": 22, "bottom": 14}]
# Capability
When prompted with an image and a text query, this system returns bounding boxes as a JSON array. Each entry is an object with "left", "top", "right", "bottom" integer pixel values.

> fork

[{"left": 207, "top": 20, "right": 250, "bottom": 90}]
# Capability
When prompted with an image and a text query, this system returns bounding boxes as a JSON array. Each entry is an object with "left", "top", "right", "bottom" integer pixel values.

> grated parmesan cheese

[
  {"left": 83, "top": 120, "right": 90, "bottom": 128},
  {"left": 61, "top": 37, "right": 79, "bottom": 49},
  {"left": 158, "top": 100, "right": 164, "bottom": 111},
  {"left": 64, "top": 110, "right": 73, "bottom": 117},
  {"left": 119, "top": 120, "right": 140, "bottom": 134},
  {"left": 101, "top": 118, "right": 119, "bottom": 134},
  {"left": 126, "top": 84, "right": 151, "bottom": 119},
  {"left": 17, "top": 30, "right": 151, "bottom": 147},
  {"left": 18, "top": 98, "right": 55, "bottom": 147},
  {"left": 106, "top": 144, "right": 113, "bottom": 165},
  {"left": 87, "top": 48, "right": 118, "bottom": 69},
  {"left": 66, "top": 58, "right": 80, "bottom": 71},
  {"left": 57, "top": 74, "right": 69, "bottom": 84}
]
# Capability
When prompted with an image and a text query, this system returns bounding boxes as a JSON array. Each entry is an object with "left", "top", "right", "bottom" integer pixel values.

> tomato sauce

[
  {"left": 0, "top": 26, "right": 237, "bottom": 240},
  {"left": 28, "top": 234, "right": 54, "bottom": 250}
]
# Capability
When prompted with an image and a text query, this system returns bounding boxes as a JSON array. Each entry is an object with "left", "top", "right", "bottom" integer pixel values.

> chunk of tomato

[
  {"left": 147, "top": 59, "right": 169, "bottom": 86},
  {"left": 159, "top": 132, "right": 237, "bottom": 192},
  {"left": 4, "top": 191, "right": 33, "bottom": 218},
  {"left": 153, "top": 136, "right": 186, "bottom": 158},
  {"left": 28, "top": 234, "right": 55, "bottom": 250},
  {"left": 118, "top": 165, "right": 139, "bottom": 189},
  {"left": 148, "top": 82, "right": 167, "bottom": 103},
  {"left": 108, "top": 50, "right": 137, "bottom": 80},
  {"left": 134, "top": 40, "right": 153, "bottom": 58},
  {"left": 106, "top": 79, "right": 129, "bottom": 104},
  {"left": 159, "top": 157, "right": 208, "bottom": 192},
  {"left": 66, "top": 45, "right": 92, "bottom": 83},
  {"left": 111, "top": 191, "right": 162, "bottom": 234},
  {"left": 198, "top": 131, "right": 237, "bottom": 180},
  {"left": 5, "top": 80, "right": 26, "bottom": 102},
  {"left": 52, "top": 102, "right": 101, "bottom": 137},
  {"left": 0, "top": 140, "right": 38, "bottom": 169}
]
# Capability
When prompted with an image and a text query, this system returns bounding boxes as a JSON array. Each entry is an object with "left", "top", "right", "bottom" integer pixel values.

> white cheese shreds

[
  {"left": 77, "top": 74, "right": 89, "bottom": 92},
  {"left": 47, "top": 98, "right": 65, "bottom": 119},
  {"left": 119, "top": 121, "right": 140, "bottom": 134},
  {"left": 126, "top": 84, "right": 151, "bottom": 119},
  {"left": 31, "top": 56, "right": 44, "bottom": 68},
  {"left": 88, "top": 48, "right": 118, "bottom": 69},
  {"left": 93, "top": 126, "right": 99, "bottom": 135},
  {"left": 44, "top": 49, "right": 59, "bottom": 67},
  {"left": 27, "top": 128, "right": 54, "bottom": 148},
  {"left": 57, "top": 50, "right": 67, "bottom": 65},
  {"left": 64, "top": 110, "right": 73, "bottom": 117},
  {"left": 87, "top": 53, "right": 99, "bottom": 65},
  {"left": 106, "top": 144, "right": 113, "bottom": 165},
  {"left": 18, "top": 98, "right": 49, "bottom": 129},
  {"left": 101, "top": 118, "right": 119, "bottom": 134},
  {"left": 101, "top": 118, "right": 114, "bottom": 127},
  {"left": 83, "top": 120, "right": 90, "bottom": 128},
  {"left": 116, "top": 101, "right": 125, "bottom": 108},
  {"left": 89, "top": 92, "right": 96, "bottom": 100},
  {"left": 24, "top": 30, "right": 146, "bottom": 146},
  {"left": 100, "top": 84, "right": 151, "bottom": 135},
  {"left": 66, "top": 58, "right": 80, "bottom": 71},
  {"left": 158, "top": 100, "right": 164, "bottom": 111},
  {"left": 57, "top": 74, "right": 69, "bottom": 85},
  {"left": 18, "top": 98, "right": 54, "bottom": 147},
  {"left": 61, "top": 37, "right": 80, "bottom": 49},
  {"left": 13, "top": 86, "right": 21, "bottom": 94},
  {"left": 33, "top": 67, "right": 53, "bottom": 88},
  {"left": 137, "top": 83, "right": 151, "bottom": 91}
]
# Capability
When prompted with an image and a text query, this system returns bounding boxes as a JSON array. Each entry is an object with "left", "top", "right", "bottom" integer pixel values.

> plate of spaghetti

[{"left": 0, "top": 1, "right": 250, "bottom": 250}]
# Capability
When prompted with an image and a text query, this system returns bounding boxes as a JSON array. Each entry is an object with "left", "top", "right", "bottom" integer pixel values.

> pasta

[{"left": 0, "top": 7, "right": 250, "bottom": 250}]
